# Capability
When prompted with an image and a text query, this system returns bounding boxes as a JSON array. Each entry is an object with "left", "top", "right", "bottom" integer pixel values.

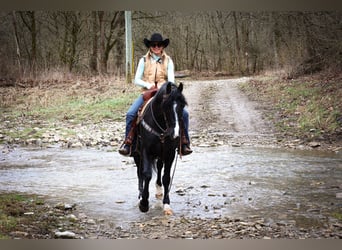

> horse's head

[{"left": 154, "top": 82, "right": 187, "bottom": 139}]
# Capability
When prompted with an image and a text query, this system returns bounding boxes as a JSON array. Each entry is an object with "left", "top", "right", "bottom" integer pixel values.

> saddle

[
  {"left": 143, "top": 87, "right": 158, "bottom": 102},
  {"left": 137, "top": 88, "right": 158, "bottom": 124}
]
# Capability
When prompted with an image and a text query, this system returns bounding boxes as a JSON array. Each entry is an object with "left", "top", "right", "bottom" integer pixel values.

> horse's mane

[{"left": 154, "top": 82, "right": 187, "bottom": 109}]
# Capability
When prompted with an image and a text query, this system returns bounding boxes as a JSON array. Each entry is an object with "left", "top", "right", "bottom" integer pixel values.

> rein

[
  {"left": 150, "top": 100, "right": 168, "bottom": 134},
  {"left": 141, "top": 96, "right": 173, "bottom": 143}
]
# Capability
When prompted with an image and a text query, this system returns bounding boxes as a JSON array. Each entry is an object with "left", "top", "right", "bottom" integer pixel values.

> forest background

[
  {"left": 1, "top": 11, "right": 341, "bottom": 79},
  {"left": 0, "top": 11, "right": 341, "bottom": 150}
]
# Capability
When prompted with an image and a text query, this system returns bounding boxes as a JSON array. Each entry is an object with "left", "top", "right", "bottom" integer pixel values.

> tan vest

[{"left": 142, "top": 51, "right": 170, "bottom": 89}]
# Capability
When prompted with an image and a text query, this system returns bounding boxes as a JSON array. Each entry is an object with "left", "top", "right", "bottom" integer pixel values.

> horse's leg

[
  {"left": 162, "top": 156, "right": 175, "bottom": 215},
  {"left": 139, "top": 150, "right": 152, "bottom": 213},
  {"left": 155, "top": 159, "right": 163, "bottom": 200},
  {"left": 134, "top": 155, "right": 143, "bottom": 199}
]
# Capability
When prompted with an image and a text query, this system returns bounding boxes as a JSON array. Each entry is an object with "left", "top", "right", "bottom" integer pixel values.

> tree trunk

[
  {"left": 271, "top": 13, "right": 280, "bottom": 70},
  {"left": 90, "top": 11, "right": 98, "bottom": 74},
  {"left": 98, "top": 11, "right": 106, "bottom": 74},
  {"left": 69, "top": 14, "right": 78, "bottom": 72},
  {"left": 232, "top": 11, "right": 242, "bottom": 74},
  {"left": 11, "top": 11, "right": 22, "bottom": 76},
  {"left": 19, "top": 11, "right": 37, "bottom": 76},
  {"left": 60, "top": 12, "right": 70, "bottom": 66}
]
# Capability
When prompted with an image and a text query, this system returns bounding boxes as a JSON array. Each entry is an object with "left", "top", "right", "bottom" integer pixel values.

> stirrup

[
  {"left": 181, "top": 144, "right": 192, "bottom": 156},
  {"left": 118, "top": 144, "right": 132, "bottom": 156}
]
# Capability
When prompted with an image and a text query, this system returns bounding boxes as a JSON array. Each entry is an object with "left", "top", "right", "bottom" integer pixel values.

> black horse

[{"left": 133, "top": 82, "right": 187, "bottom": 215}]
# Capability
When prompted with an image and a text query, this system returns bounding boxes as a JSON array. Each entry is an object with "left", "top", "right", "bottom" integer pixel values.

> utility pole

[{"left": 125, "top": 11, "right": 132, "bottom": 84}]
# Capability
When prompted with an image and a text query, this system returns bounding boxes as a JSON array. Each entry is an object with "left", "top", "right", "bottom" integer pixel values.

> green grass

[
  {"left": 0, "top": 194, "right": 28, "bottom": 235},
  {"left": 0, "top": 193, "right": 48, "bottom": 239},
  {"left": 27, "top": 93, "right": 137, "bottom": 123},
  {"left": 0, "top": 87, "right": 139, "bottom": 142},
  {"left": 332, "top": 212, "right": 342, "bottom": 221}
]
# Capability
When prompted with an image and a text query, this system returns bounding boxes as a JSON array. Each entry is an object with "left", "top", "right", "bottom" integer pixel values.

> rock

[
  {"left": 67, "top": 214, "right": 78, "bottom": 222},
  {"left": 55, "top": 202, "right": 64, "bottom": 209},
  {"left": 175, "top": 188, "right": 186, "bottom": 196},
  {"left": 53, "top": 135, "right": 62, "bottom": 142},
  {"left": 24, "top": 212, "right": 34, "bottom": 216},
  {"left": 86, "top": 219, "right": 96, "bottom": 224},
  {"left": 64, "top": 203, "right": 75, "bottom": 210},
  {"left": 55, "top": 202, "right": 75, "bottom": 210},
  {"left": 336, "top": 193, "right": 342, "bottom": 199},
  {"left": 10, "top": 231, "right": 29, "bottom": 238},
  {"left": 71, "top": 141, "right": 83, "bottom": 148},
  {"left": 55, "top": 231, "right": 76, "bottom": 239},
  {"left": 308, "top": 141, "right": 320, "bottom": 148},
  {"left": 255, "top": 224, "right": 263, "bottom": 230}
]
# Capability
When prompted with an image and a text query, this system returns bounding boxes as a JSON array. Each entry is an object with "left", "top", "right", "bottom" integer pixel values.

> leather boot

[
  {"left": 118, "top": 117, "right": 137, "bottom": 156},
  {"left": 180, "top": 130, "right": 192, "bottom": 156},
  {"left": 182, "top": 144, "right": 192, "bottom": 155},
  {"left": 118, "top": 140, "right": 132, "bottom": 156}
]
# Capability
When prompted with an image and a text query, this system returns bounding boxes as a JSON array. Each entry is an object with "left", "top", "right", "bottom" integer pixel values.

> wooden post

[{"left": 125, "top": 11, "right": 132, "bottom": 84}]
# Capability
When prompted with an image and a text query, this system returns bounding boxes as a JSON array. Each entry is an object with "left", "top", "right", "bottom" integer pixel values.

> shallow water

[{"left": 0, "top": 146, "right": 341, "bottom": 227}]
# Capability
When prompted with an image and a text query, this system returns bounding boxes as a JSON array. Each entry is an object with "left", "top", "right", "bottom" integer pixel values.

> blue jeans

[{"left": 125, "top": 94, "right": 190, "bottom": 143}]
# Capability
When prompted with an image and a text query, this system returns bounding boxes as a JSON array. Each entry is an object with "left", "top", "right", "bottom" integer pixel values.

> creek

[{"left": 1, "top": 145, "right": 341, "bottom": 228}]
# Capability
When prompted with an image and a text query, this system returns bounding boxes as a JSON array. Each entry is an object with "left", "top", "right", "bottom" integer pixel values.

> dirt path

[{"left": 183, "top": 78, "right": 277, "bottom": 147}]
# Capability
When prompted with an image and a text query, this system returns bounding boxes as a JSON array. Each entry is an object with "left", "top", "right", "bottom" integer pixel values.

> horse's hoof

[
  {"left": 155, "top": 193, "right": 163, "bottom": 200},
  {"left": 163, "top": 204, "right": 173, "bottom": 216},
  {"left": 155, "top": 184, "right": 163, "bottom": 199},
  {"left": 139, "top": 201, "right": 149, "bottom": 213}
]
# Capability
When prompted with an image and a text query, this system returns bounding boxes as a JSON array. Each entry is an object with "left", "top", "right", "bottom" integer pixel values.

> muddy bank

[{"left": 1, "top": 192, "right": 341, "bottom": 239}]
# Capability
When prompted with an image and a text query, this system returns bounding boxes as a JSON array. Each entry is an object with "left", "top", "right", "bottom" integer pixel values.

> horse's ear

[
  {"left": 178, "top": 82, "right": 183, "bottom": 93},
  {"left": 166, "top": 82, "right": 172, "bottom": 94}
]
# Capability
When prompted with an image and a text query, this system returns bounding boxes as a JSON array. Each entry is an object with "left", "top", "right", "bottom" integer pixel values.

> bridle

[{"left": 141, "top": 93, "right": 179, "bottom": 144}]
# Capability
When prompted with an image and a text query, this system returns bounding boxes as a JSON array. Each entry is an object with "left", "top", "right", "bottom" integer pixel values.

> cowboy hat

[{"left": 143, "top": 33, "right": 169, "bottom": 48}]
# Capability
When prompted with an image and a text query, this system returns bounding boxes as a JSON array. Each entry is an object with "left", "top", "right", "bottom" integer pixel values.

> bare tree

[
  {"left": 18, "top": 11, "right": 37, "bottom": 76},
  {"left": 11, "top": 11, "right": 22, "bottom": 75},
  {"left": 90, "top": 11, "right": 98, "bottom": 74}
]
